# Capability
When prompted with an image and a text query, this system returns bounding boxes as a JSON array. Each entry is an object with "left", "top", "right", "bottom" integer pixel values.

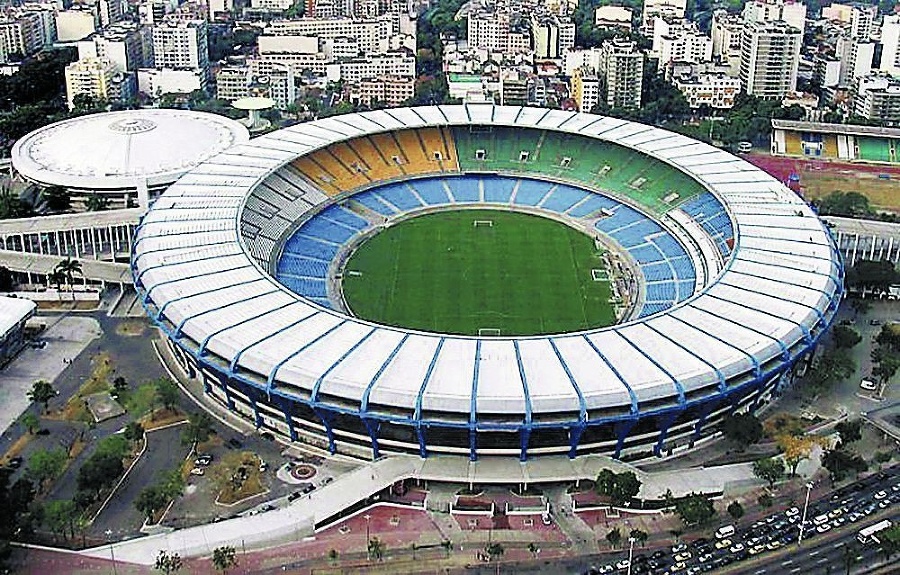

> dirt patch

[
  {"left": 140, "top": 409, "right": 187, "bottom": 430},
  {"left": 115, "top": 320, "right": 147, "bottom": 337},
  {"left": 211, "top": 451, "right": 267, "bottom": 505},
  {"left": 48, "top": 352, "right": 115, "bottom": 423},
  {"left": 2, "top": 434, "right": 32, "bottom": 461}
]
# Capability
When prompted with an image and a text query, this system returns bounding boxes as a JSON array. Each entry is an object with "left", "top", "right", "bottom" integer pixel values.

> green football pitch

[{"left": 341, "top": 209, "right": 616, "bottom": 336}]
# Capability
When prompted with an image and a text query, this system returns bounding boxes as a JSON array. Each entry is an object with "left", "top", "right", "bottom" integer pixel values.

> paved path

[{"left": 0, "top": 315, "right": 100, "bottom": 435}]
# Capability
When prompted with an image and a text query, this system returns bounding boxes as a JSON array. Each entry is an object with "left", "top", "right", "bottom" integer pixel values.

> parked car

[
  {"left": 6, "top": 456, "right": 23, "bottom": 469},
  {"left": 195, "top": 454, "right": 213, "bottom": 466},
  {"left": 190, "top": 467, "right": 205, "bottom": 476},
  {"left": 259, "top": 460, "right": 268, "bottom": 472},
  {"left": 287, "top": 491, "right": 303, "bottom": 502}
]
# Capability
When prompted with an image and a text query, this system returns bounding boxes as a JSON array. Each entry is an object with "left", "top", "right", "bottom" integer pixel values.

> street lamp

[
  {"left": 626, "top": 537, "right": 636, "bottom": 575},
  {"left": 105, "top": 529, "right": 118, "bottom": 575},
  {"left": 797, "top": 482, "right": 814, "bottom": 545}
]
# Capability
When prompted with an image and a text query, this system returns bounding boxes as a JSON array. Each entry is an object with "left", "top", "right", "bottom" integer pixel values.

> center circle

[{"left": 340, "top": 209, "right": 617, "bottom": 336}]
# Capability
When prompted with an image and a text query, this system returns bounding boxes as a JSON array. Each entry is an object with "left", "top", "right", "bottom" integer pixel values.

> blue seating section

[
  {"left": 541, "top": 186, "right": 590, "bottom": 213},
  {"left": 373, "top": 185, "right": 423, "bottom": 211},
  {"left": 483, "top": 175, "right": 516, "bottom": 203},
  {"left": 513, "top": 179, "right": 553, "bottom": 206},
  {"left": 353, "top": 190, "right": 397, "bottom": 216},
  {"left": 275, "top": 175, "right": 698, "bottom": 318},
  {"left": 679, "top": 192, "right": 734, "bottom": 257},
  {"left": 446, "top": 177, "right": 480, "bottom": 202},
  {"left": 410, "top": 179, "right": 451, "bottom": 205}
]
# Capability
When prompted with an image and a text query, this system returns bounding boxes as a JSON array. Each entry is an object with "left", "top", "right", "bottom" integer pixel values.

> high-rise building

[
  {"left": 641, "top": 0, "right": 687, "bottom": 36},
  {"left": 572, "top": 66, "right": 601, "bottom": 111},
  {"left": 599, "top": 38, "right": 643, "bottom": 109},
  {"left": 77, "top": 24, "right": 148, "bottom": 72},
  {"left": 849, "top": 4, "right": 876, "bottom": 41},
  {"left": 0, "top": 12, "right": 45, "bottom": 62},
  {"left": 55, "top": 7, "right": 100, "bottom": 42},
  {"left": 531, "top": 15, "right": 575, "bottom": 59},
  {"left": 65, "top": 56, "right": 134, "bottom": 108},
  {"left": 854, "top": 73, "right": 900, "bottom": 123},
  {"left": 594, "top": 6, "right": 632, "bottom": 31},
  {"left": 653, "top": 17, "right": 712, "bottom": 70},
  {"left": 742, "top": 0, "right": 807, "bottom": 37},
  {"left": 467, "top": 10, "right": 510, "bottom": 52},
  {"left": 150, "top": 18, "right": 209, "bottom": 86},
  {"left": 881, "top": 15, "right": 900, "bottom": 76},
  {"left": 837, "top": 35, "right": 874, "bottom": 86},
  {"left": 711, "top": 10, "right": 742, "bottom": 75},
  {"left": 739, "top": 20, "right": 801, "bottom": 100}
]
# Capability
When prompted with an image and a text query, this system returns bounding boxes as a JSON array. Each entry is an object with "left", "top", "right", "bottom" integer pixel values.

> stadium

[{"left": 133, "top": 104, "right": 843, "bottom": 464}]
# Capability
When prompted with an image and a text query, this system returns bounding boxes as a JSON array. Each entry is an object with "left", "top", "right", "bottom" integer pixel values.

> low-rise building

[
  {"left": 594, "top": 6, "right": 632, "bottom": 30},
  {"left": 0, "top": 11, "right": 46, "bottom": 62},
  {"left": 671, "top": 67, "right": 740, "bottom": 109},
  {"left": 0, "top": 297, "right": 36, "bottom": 366},
  {"left": 854, "top": 73, "right": 900, "bottom": 124},
  {"left": 350, "top": 74, "right": 414, "bottom": 106},
  {"left": 65, "top": 56, "right": 135, "bottom": 108}
]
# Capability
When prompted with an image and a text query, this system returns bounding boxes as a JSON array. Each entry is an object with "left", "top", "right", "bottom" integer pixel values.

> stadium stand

[
  {"left": 409, "top": 178, "right": 452, "bottom": 205},
  {"left": 417, "top": 127, "right": 460, "bottom": 172},
  {"left": 292, "top": 156, "right": 342, "bottom": 196},
  {"left": 372, "top": 183, "right": 424, "bottom": 211},
  {"left": 483, "top": 175, "right": 516, "bottom": 203},
  {"left": 394, "top": 130, "right": 434, "bottom": 175},
  {"left": 679, "top": 192, "right": 734, "bottom": 257},
  {"left": 857, "top": 137, "right": 893, "bottom": 162},
  {"left": 512, "top": 179, "right": 555, "bottom": 206},
  {"left": 347, "top": 137, "right": 403, "bottom": 181},
  {"left": 350, "top": 190, "right": 399, "bottom": 216},
  {"left": 446, "top": 175, "right": 481, "bottom": 202}
]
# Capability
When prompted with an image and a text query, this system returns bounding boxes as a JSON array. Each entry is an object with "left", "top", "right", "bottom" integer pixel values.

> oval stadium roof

[{"left": 133, "top": 104, "right": 841, "bottom": 420}]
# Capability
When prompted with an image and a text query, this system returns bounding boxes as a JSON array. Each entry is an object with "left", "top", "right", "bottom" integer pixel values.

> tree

[
  {"left": 47, "top": 269, "right": 66, "bottom": 291},
  {"left": 124, "top": 421, "right": 145, "bottom": 443},
  {"left": 212, "top": 545, "right": 237, "bottom": 574},
  {"left": 44, "top": 499, "right": 76, "bottom": 541},
  {"left": 752, "top": 457, "right": 786, "bottom": 489},
  {"left": 483, "top": 542, "right": 504, "bottom": 562},
  {"left": 674, "top": 493, "right": 716, "bottom": 526},
  {"left": 719, "top": 412, "right": 763, "bottom": 449},
  {"left": 27, "top": 380, "right": 56, "bottom": 413},
  {"left": 845, "top": 259, "right": 900, "bottom": 292},
  {"left": 84, "top": 193, "right": 109, "bottom": 212},
  {"left": 367, "top": 536, "right": 385, "bottom": 561},
  {"left": 881, "top": 525, "right": 900, "bottom": 563},
  {"left": 816, "top": 191, "right": 871, "bottom": 218},
  {"left": 77, "top": 450, "right": 124, "bottom": 495},
  {"left": 182, "top": 412, "right": 215, "bottom": 448},
  {"left": 822, "top": 448, "right": 868, "bottom": 485},
  {"left": 835, "top": 419, "right": 863, "bottom": 444},
  {"left": 26, "top": 448, "right": 66, "bottom": 487},
  {"left": 327, "top": 548, "right": 339, "bottom": 564},
  {"left": 606, "top": 527, "right": 622, "bottom": 548},
  {"left": 54, "top": 257, "right": 82, "bottom": 288},
  {"left": 874, "top": 451, "right": 893, "bottom": 469},
  {"left": 21, "top": 412, "right": 40, "bottom": 435},
  {"left": 156, "top": 378, "right": 180, "bottom": 413},
  {"left": 113, "top": 376, "right": 129, "bottom": 392},
  {"left": 757, "top": 493, "right": 773, "bottom": 508},
  {"left": 155, "top": 550, "right": 183, "bottom": 574},
  {"left": 39, "top": 186, "right": 70, "bottom": 213},
  {"left": 776, "top": 433, "right": 817, "bottom": 477},
  {"left": 595, "top": 469, "right": 642, "bottom": 505},
  {"left": 842, "top": 541, "right": 861, "bottom": 575},
  {"left": 630, "top": 529, "right": 648, "bottom": 547},
  {"left": 832, "top": 325, "right": 862, "bottom": 349},
  {"left": 527, "top": 541, "right": 539, "bottom": 557},
  {"left": 726, "top": 500, "right": 744, "bottom": 521}
]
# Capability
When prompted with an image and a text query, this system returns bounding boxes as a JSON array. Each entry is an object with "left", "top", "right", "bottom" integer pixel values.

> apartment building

[{"left": 739, "top": 20, "right": 801, "bottom": 99}]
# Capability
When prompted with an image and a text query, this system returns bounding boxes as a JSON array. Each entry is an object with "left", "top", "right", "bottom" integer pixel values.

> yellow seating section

[
  {"left": 347, "top": 137, "right": 404, "bottom": 182},
  {"left": 330, "top": 142, "right": 374, "bottom": 183},
  {"left": 441, "top": 127, "right": 460, "bottom": 172},
  {"left": 393, "top": 130, "right": 431, "bottom": 174},
  {"left": 292, "top": 155, "right": 342, "bottom": 196}
]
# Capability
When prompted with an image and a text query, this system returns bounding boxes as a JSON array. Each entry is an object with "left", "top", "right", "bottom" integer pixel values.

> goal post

[
  {"left": 473, "top": 220, "right": 494, "bottom": 227},
  {"left": 478, "top": 328, "right": 501, "bottom": 336}
]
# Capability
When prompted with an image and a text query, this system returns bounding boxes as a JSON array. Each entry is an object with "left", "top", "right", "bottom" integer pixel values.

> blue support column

[
  {"left": 519, "top": 426, "right": 531, "bottom": 462},
  {"left": 247, "top": 393, "right": 262, "bottom": 429},
  {"left": 314, "top": 407, "right": 337, "bottom": 454},
  {"left": 613, "top": 419, "right": 638, "bottom": 459},
  {"left": 417, "top": 424, "right": 427, "bottom": 459},
  {"left": 692, "top": 401, "right": 721, "bottom": 442},
  {"left": 468, "top": 425, "right": 476, "bottom": 461},
  {"left": 276, "top": 397, "right": 297, "bottom": 441},
  {"left": 654, "top": 411, "right": 682, "bottom": 457},
  {"left": 568, "top": 423, "right": 586, "bottom": 459},
  {"left": 363, "top": 418, "right": 381, "bottom": 460}
]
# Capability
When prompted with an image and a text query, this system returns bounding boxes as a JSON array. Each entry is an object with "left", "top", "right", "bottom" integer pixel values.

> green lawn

[{"left": 341, "top": 210, "right": 615, "bottom": 336}]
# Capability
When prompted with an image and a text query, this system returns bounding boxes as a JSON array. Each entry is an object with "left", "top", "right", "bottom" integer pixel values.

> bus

[{"left": 857, "top": 519, "right": 892, "bottom": 545}]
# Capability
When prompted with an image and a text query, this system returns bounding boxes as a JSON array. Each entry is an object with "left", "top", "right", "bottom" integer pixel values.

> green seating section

[
  {"left": 857, "top": 137, "right": 894, "bottom": 163},
  {"left": 452, "top": 126, "right": 705, "bottom": 214}
]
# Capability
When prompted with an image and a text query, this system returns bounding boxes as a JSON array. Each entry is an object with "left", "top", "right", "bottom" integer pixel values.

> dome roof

[{"left": 11, "top": 109, "right": 249, "bottom": 190}]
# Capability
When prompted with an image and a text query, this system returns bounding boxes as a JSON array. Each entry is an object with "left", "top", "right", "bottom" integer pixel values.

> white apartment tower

[
  {"left": 151, "top": 18, "right": 208, "bottom": 79},
  {"left": 599, "top": 38, "right": 644, "bottom": 109},
  {"left": 742, "top": 0, "right": 807, "bottom": 37},
  {"left": 467, "top": 10, "right": 510, "bottom": 52},
  {"left": 739, "top": 20, "right": 801, "bottom": 100},
  {"left": 881, "top": 15, "right": 900, "bottom": 76},
  {"left": 64, "top": 56, "right": 120, "bottom": 108}
]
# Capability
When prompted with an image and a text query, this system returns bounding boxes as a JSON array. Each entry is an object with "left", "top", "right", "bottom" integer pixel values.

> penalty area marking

[
  {"left": 473, "top": 220, "right": 494, "bottom": 227},
  {"left": 478, "top": 328, "right": 501, "bottom": 336},
  {"left": 591, "top": 269, "right": 609, "bottom": 282}
]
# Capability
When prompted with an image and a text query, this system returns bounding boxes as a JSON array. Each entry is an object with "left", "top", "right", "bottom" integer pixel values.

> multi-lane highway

[{"left": 578, "top": 465, "right": 900, "bottom": 575}]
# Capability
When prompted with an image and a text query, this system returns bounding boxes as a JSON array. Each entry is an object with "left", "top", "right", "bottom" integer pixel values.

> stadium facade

[{"left": 133, "top": 105, "right": 843, "bottom": 463}]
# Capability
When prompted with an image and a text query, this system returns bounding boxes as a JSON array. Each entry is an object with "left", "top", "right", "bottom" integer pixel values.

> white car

[
  {"left": 729, "top": 543, "right": 745, "bottom": 553},
  {"left": 860, "top": 379, "right": 877, "bottom": 391},
  {"left": 674, "top": 552, "right": 692, "bottom": 562},
  {"left": 816, "top": 523, "right": 832, "bottom": 534},
  {"left": 615, "top": 559, "right": 630, "bottom": 570},
  {"left": 190, "top": 467, "right": 205, "bottom": 476},
  {"left": 785, "top": 507, "right": 800, "bottom": 517},
  {"left": 875, "top": 490, "right": 888, "bottom": 500},
  {"left": 714, "top": 538, "right": 731, "bottom": 550}
]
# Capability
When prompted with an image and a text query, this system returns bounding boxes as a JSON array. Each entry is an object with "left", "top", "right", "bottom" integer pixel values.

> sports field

[{"left": 341, "top": 209, "right": 615, "bottom": 336}]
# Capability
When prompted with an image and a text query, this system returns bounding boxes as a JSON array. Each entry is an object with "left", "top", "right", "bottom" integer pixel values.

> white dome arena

[{"left": 12, "top": 109, "right": 249, "bottom": 206}]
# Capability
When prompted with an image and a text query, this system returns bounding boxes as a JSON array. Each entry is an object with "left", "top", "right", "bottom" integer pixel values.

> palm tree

[
  {"left": 211, "top": 545, "right": 237, "bottom": 574},
  {"left": 368, "top": 537, "right": 385, "bottom": 562},
  {"left": 527, "top": 542, "right": 539, "bottom": 558},
  {"left": 54, "top": 257, "right": 82, "bottom": 288},
  {"left": 47, "top": 269, "right": 66, "bottom": 292}
]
